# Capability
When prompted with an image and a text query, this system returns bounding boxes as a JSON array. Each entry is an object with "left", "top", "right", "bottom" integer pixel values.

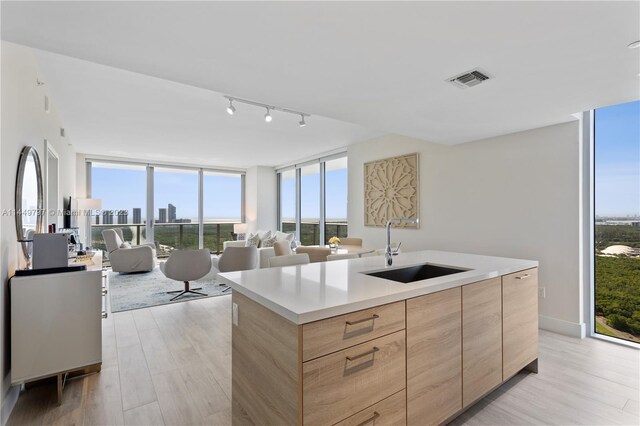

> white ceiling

[
  {"left": 2, "top": 1, "right": 639, "bottom": 167},
  {"left": 31, "top": 49, "right": 379, "bottom": 168}
]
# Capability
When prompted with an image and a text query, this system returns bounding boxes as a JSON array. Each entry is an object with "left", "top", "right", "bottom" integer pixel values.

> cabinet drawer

[
  {"left": 303, "top": 301, "right": 405, "bottom": 361},
  {"left": 303, "top": 330, "right": 406, "bottom": 426},
  {"left": 334, "top": 390, "right": 406, "bottom": 426}
]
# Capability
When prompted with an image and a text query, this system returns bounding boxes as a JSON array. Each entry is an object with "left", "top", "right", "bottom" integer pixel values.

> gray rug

[{"left": 108, "top": 268, "right": 230, "bottom": 313}]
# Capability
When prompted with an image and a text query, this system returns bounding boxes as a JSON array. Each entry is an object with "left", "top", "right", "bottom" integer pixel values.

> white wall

[
  {"left": 244, "top": 166, "right": 277, "bottom": 233},
  {"left": 348, "top": 122, "right": 583, "bottom": 336},
  {"left": 0, "top": 42, "right": 77, "bottom": 424}
]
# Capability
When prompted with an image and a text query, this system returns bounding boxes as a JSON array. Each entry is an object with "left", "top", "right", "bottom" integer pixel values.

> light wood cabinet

[
  {"left": 232, "top": 268, "right": 539, "bottom": 426},
  {"left": 232, "top": 293, "right": 406, "bottom": 426},
  {"left": 302, "top": 301, "right": 405, "bottom": 362},
  {"left": 303, "top": 330, "right": 406, "bottom": 426},
  {"left": 407, "top": 287, "right": 462, "bottom": 426},
  {"left": 231, "top": 293, "right": 301, "bottom": 426},
  {"left": 334, "top": 390, "right": 406, "bottom": 426},
  {"left": 462, "top": 277, "right": 503, "bottom": 407},
  {"left": 503, "top": 268, "right": 539, "bottom": 379}
]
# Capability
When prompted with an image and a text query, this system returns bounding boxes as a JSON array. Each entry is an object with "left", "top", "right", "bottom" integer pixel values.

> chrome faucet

[{"left": 385, "top": 218, "right": 419, "bottom": 266}]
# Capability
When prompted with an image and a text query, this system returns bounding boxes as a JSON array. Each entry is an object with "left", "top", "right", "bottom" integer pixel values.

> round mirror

[{"left": 15, "top": 146, "right": 44, "bottom": 260}]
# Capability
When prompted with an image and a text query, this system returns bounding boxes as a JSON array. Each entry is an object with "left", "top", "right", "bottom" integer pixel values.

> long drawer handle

[
  {"left": 515, "top": 274, "right": 531, "bottom": 280},
  {"left": 356, "top": 411, "right": 380, "bottom": 426},
  {"left": 101, "top": 312, "right": 108, "bottom": 319},
  {"left": 346, "top": 314, "right": 379, "bottom": 326},
  {"left": 346, "top": 347, "right": 379, "bottom": 361}
]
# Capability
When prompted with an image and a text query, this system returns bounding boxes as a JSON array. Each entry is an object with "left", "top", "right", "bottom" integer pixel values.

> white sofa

[{"left": 223, "top": 230, "right": 294, "bottom": 269}]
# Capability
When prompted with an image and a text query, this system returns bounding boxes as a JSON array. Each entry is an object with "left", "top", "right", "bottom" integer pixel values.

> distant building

[
  {"left": 168, "top": 204, "right": 176, "bottom": 223},
  {"left": 158, "top": 208, "right": 167, "bottom": 223},
  {"left": 175, "top": 218, "right": 192, "bottom": 223},
  {"left": 117, "top": 211, "right": 128, "bottom": 224},
  {"left": 133, "top": 208, "right": 141, "bottom": 224},
  {"left": 95, "top": 214, "right": 100, "bottom": 225},
  {"left": 102, "top": 211, "right": 114, "bottom": 224}
]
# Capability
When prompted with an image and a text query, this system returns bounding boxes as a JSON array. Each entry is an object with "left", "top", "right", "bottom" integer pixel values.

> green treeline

[{"left": 594, "top": 224, "right": 640, "bottom": 338}]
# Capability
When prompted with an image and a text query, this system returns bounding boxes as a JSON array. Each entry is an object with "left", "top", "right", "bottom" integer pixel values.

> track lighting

[
  {"left": 226, "top": 98, "right": 236, "bottom": 115},
  {"left": 223, "top": 95, "right": 309, "bottom": 127}
]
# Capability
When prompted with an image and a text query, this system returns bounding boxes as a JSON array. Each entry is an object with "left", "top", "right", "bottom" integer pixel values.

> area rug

[{"left": 108, "top": 268, "right": 230, "bottom": 313}]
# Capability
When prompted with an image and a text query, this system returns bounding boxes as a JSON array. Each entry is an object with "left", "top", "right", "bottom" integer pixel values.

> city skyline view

[
  {"left": 92, "top": 163, "right": 348, "bottom": 223},
  {"left": 92, "top": 165, "right": 243, "bottom": 222}
]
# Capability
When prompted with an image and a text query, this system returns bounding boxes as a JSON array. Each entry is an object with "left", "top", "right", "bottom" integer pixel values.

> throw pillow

[
  {"left": 256, "top": 230, "right": 270, "bottom": 241},
  {"left": 258, "top": 230, "right": 272, "bottom": 248},
  {"left": 245, "top": 233, "right": 260, "bottom": 247},
  {"left": 261, "top": 234, "right": 278, "bottom": 248},
  {"left": 274, "top": 231, "right": 294, "bottom": 243},
  {"left": 120, "top": 242, "right": 132, "bottom": 249}
]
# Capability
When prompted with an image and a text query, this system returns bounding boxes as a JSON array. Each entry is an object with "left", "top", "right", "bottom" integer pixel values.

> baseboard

[
  {"left": 539, "top": 315, "right": 586, "bottom": 338},
  {"left": 1, "top": 384, "right": 19, "bottom": 426}
]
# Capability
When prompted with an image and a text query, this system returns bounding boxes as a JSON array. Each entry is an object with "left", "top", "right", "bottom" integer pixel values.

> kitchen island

[{"left": 218, "top": 250, "right": 539, "bottom": 426}]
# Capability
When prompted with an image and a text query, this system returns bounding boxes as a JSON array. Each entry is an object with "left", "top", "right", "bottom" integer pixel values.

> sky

[
  {"left": 92, "top": 163, "right": 346, "bottom": 223},
  {"left": 280, "top": 167, "right": 348, "bottom": 222},
  {"left": 594, "top": 100, "right": 640, "bottom": 217},
  {"left": 92, "top": 166, "right": 242, "bottom": 221}
]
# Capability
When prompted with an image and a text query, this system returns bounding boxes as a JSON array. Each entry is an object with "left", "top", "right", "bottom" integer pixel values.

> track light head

[
  {"left": 264, "top": 108, "right": 273, "bottom": 123},
  {"left": 226, "top": 99, "right": 236, "bottom": 115},
  {"left": 299, "top": 115, "right": 306, "bottom": 127}
]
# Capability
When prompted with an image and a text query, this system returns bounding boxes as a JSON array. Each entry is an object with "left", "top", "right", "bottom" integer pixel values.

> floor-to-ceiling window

[
  {"left": 277, "top": 154, "right": 347, "bottom": 245},
  {"left": 90, "top": 161, "right": 244, "bottom": 257},
  {"left": 154, "top": 167, "right": 199, "bottom": 256},
  {"left": 90, "top": 162, "right": 147, "bottom": 251},
  {"left": 203, "top": 171, "right": 243, "bottom": 253},
  {"left": 324, "top": 156, "right": 349, "bottom": 243},
  {"left": 300, "top": 163, "right": 321, "bottom": 245},
  {"left": 279, "top": 168, "right": 297, "bottom": 236},
  {"left": 593, "top": 100, "right": 640, "bottom": 344}
]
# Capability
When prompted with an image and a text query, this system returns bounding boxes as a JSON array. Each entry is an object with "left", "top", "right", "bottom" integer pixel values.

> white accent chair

[
  {"left": 327, "top": 253, "right": 359, "bottom": 261},
  {"left": 269, "top": 254, "right": 310, "bottom": 268},
  {"left": 210, "top": 246, "right": 259, "bottom": 291},
  {"left": 223, "top": 240, "right": 274, "bottom": 268},
  {"left": 160, "top": 249, "right": 211, "bottom": 301},
  {"left": 102, "top": 228, "right": 156, "bottom": 273}
]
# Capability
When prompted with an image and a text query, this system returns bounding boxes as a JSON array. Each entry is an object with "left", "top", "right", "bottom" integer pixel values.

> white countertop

[{"left": 217, "top": 250, "right": 538, "bottom": 325}]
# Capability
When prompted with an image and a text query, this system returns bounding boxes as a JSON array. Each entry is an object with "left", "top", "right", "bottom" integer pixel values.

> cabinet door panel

[
  {"left": 462, "top": 278, "right": 502, "bottom": 407},
  {"left": 407, "top": 287, "right": 461, "bottom": 425},
  {"left": 503, "top": 268, "right": 539, "bottom": 379}
]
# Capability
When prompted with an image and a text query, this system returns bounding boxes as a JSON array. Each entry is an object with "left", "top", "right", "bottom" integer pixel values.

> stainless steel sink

[{"left": 364, "top": 263, "right": 469, "bottom": 283}]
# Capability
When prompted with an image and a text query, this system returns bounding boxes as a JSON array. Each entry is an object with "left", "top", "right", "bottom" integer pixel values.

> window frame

[
  {"left": 588, "top": 107, "right": 640, "bottom": 348},
  {"left": 87, "top": 158, "right": 245, "bottom": 253},
  {"left": 276, "top": 152, "right": 347, "bottom": 245}
]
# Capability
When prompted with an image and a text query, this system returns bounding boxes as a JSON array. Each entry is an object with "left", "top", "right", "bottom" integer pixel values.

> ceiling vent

[{"left": 447, "top": 69, "right": 491, "bottom": 89}]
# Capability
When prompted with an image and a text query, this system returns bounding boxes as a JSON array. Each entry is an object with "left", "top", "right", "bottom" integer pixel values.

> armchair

[{"left": 102, "top": 228, "right": 157, "bottom": 273}]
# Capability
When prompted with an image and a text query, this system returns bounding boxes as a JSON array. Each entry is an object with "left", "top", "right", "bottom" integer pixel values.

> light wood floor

[{"left": 8, "top": 294, "right": 640, "bottom": 426}]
